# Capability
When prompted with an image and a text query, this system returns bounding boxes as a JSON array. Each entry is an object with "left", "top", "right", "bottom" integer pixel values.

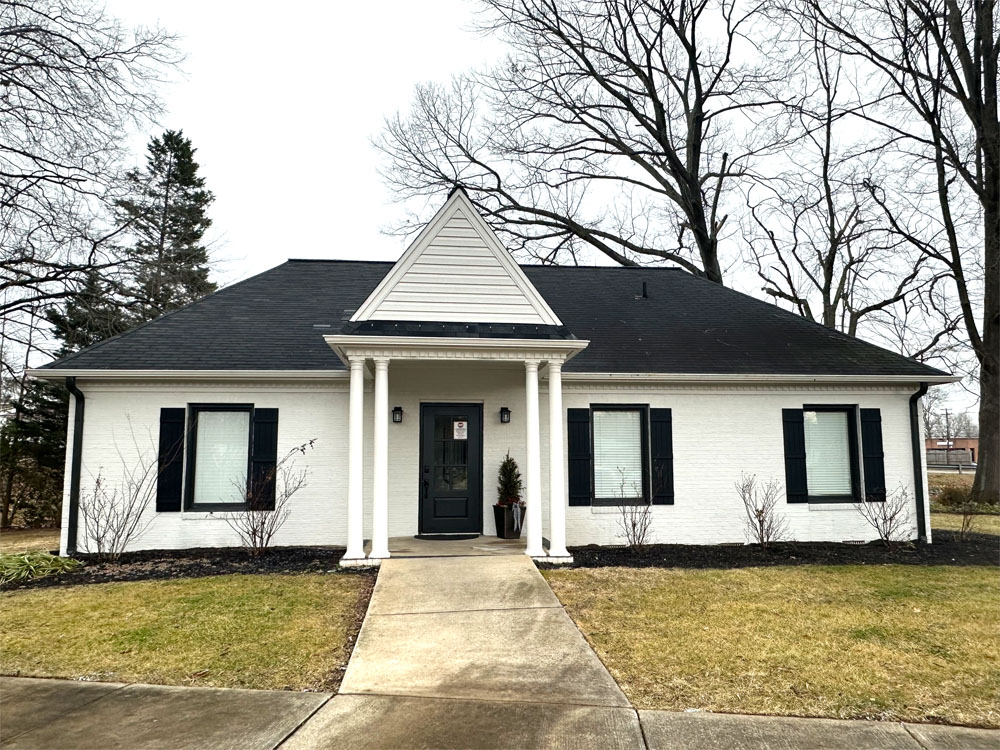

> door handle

[{"left": 422, "top": 479, "right": 429, "bottom": 499}]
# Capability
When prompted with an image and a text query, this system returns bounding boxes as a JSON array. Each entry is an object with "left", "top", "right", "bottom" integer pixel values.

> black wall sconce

[
  {"left": 392, "top": 406, "right": 404, "bottom": 423},
  {"left": 499, "top": 406, "right": 511, "bottom": 424}
]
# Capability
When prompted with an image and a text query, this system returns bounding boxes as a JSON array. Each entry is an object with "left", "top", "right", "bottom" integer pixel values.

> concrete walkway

[{"left": 284, "top": 554, "right": 644, "bottom": 748}]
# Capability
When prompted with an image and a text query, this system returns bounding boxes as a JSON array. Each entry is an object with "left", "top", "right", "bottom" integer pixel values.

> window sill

[
  {"left": 808, "top": 502, "right": 856, "bottom": 511},
  {"left": 180, "top": 510, "right": 243, "bottom": 520}
]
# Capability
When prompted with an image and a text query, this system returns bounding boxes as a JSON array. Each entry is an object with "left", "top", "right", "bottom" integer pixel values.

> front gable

[{"left": 350, "top": 190, "right": 562, "bottom": 325}]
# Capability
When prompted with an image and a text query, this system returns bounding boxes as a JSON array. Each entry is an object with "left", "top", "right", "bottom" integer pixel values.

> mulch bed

[
  {"left": 541, "top": 530, "right": 998, "bottom": 570},
  {"left": 2, "top": 546, "right": 372, "bottom": 592}
]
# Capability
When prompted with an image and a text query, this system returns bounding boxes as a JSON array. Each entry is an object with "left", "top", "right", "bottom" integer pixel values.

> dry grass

[
  {"left": 931, "top": 513, "right": 1000, "bottom": 536},
  {"left": 928, "top": 473, "right": 976, "bottom": 494},
  {"left": 0, "top": 528, "right": 59, "bottom": 554},
  {"left": 543, "top": 565, "right": 1000, "bottom": 727},
  {"left": 0, "top": 573, "right": 368, "bottom": 690}
]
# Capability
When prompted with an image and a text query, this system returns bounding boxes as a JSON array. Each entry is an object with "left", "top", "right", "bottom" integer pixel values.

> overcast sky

[{"left": 107, "top": 0, "right": 501, "bottom": 286}]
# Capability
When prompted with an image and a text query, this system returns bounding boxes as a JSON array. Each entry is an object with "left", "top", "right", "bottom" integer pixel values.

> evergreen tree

[
  {"left": 1, "top": 130, "right": 218, "bottom": 527},
  {"left": 45, "top": 269, "right": 133, "bottom": 355},
  {"left": 117, "top": 130, "right": 216, "bottom": 318}
]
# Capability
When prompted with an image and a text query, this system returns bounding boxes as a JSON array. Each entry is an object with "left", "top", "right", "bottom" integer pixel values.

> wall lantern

[
  {"left": 392, "top": 406, "right": 404, "bottom": 423},
  {"left": 499, "top": 406, "right": 511, "bottom": 424}
]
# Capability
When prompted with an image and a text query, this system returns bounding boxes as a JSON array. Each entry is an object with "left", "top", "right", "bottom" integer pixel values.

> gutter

[
  {"left": 64, "top": 377, "right": 84, "bottom": 556},
  {"left": 910, "top": 382, "right": 929, "bottom": 542}
]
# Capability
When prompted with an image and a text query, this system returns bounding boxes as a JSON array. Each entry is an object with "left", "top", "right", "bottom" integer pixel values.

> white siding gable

[{"left": 351, "top": 191, "right": 562, "bottom": 325}]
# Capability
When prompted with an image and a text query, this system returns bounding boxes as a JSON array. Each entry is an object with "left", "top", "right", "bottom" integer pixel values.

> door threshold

[{"left": 414, "top": 533, "right": 481, "bottom": 541}]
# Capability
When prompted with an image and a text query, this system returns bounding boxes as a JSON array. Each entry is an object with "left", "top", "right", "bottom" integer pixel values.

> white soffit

[{"left": 350, "top": 190, "right": 562, "bottom": 326}]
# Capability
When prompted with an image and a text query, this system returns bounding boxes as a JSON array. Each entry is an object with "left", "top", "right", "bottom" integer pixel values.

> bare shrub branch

[
  {"left": 224, "top": 441, "right": 315, "bottom": 557},
  {"left": 853, "top": 485, "right": 914, "bottom": 550},
  {"left": 78, "top": 424, "right": 158, "bottom": 561},
  {"left": 736, "top": 473, "right": 788, "bottom": 549}
]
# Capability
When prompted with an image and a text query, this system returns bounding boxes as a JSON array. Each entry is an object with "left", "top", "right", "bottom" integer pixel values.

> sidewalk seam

[
  {"left": 369, "top": 604, "right": 562, "bottom": 617},
  {"left": 273, "top": 694, "right": 335, "bottom": 750},
  {"left": 902, "top": 722, "right": 932, "bottom": 750},
  {"left": 336, "top": 689, "right": 633, "bottom": 710}
]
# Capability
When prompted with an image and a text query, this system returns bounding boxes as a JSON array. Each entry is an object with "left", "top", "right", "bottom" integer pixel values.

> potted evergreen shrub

[{"left": 494, "top": 451, "right": 525, "bottom": 539}]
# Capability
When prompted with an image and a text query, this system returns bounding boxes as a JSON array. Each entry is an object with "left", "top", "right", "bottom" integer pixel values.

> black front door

[{"left": 419, "top": 403, "right": 483, "bottom": 534}]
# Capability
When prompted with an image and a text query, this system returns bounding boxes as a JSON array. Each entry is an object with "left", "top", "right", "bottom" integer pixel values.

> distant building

[{"left": 925, "top": 437, "right": 979, "bottom": 463}]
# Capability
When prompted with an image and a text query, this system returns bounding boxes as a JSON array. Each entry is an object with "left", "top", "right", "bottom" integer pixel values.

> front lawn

[
  {"left": 0, "top": 572, "right": 373, "bottom": 690},
  {"left": 932, "top": 512, "right": 1000, "bottom": 536},
  {"left": 543, "top": 565, "right": 999, "bottom": 728}
]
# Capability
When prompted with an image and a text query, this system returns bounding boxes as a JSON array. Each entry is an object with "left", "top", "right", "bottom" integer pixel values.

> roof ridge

[{"left": 41, "top": 261, "right": 294, "bottom": 370}]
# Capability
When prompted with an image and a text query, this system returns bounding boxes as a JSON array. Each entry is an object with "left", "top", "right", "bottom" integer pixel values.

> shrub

[
  {"left": 853, "top": 486, "right": 914, "bottom": 549},
  {"left": 496, "top": 451, "right": 523, "bottom": 506},
  {"left": 0, "top": 551, "right": 81, "bottom": 585},
  {"left": 735, "top": 473, "right": 788, "bottom": 549},
  {"left": 935, "top": 485, "right": 981, "bottom": 541}
]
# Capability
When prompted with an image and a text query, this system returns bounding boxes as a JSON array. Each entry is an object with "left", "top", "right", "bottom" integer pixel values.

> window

[
  {"left": 803, "top": 407, "right": 859, "bottom": 501},
  {"left": 592, "top": 406, "right": 649, "bottom": 504},
  {"left": 186, "top": 405, "right": 252, "bottom": 509}
]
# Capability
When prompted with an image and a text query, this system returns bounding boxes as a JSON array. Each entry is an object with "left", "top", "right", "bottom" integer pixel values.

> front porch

[
  {"left": 363, "top": 535, "right": 528, "bottom": 558},
  {"left": 326, "top": 336, "right": 588, "bottom": 566}
]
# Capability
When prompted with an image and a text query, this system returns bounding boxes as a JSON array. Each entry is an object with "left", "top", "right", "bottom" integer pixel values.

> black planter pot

[{"left": 493, "top": 504, "right": 525, "bottom": 539}]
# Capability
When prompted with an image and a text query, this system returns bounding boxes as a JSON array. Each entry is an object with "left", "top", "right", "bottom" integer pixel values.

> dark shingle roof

[{"left": 40, "top": 259, "right": 946, "bottom": 378}]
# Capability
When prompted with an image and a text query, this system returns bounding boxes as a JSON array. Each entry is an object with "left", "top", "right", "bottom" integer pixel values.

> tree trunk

[{"left": 971, "top": 189, "right": 999, "bottom": 503}]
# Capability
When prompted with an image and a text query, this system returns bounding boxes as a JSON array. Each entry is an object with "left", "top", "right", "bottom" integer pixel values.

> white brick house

[{"left": 31, "top": 190, "right": 955, "bottom": 563}]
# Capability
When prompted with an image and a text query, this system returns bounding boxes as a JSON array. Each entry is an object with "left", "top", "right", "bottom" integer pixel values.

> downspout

[
  {"left": 65, "top": 377, "right": 84, "bottom": 556},
  {"left": 909, "top": 382, "right": 929, "bottom": 542}
]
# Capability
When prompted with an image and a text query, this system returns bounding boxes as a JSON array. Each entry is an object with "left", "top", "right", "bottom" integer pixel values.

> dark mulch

[
  {"left": 540, "top": 530, "right": 998, "bottom": 570},
  {"left": 1, "top": 546, "right": 371, "bottom": 592}
]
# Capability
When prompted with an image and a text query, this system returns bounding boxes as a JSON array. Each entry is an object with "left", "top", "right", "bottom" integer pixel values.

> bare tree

[
  {"left": 735, "top": 473, "right": 788, "bottom": 548},
  {"left": 1, "top": 0, "right": 179, "bottom": 384},
  {"left": 377, "top": 0, "right": 789, "bottom": 282},
  {"left": 802, "top": 0, "right": 998, "bottom": 503},
  {"left": 224, "top": 441, "right": 315, "bottom": 557},
  {"left": 745, "top": 11, "right": 948, "bottom": 355},
  {"left": 78, "top": 427, "right": 159, "bottom": 561},
  {"left": 853, "top": 485, "right": 914, "bottom": 549}
]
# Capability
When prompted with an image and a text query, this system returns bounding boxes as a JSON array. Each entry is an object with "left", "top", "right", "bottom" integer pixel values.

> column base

[
  {"left": 531, "top": 555, "right": 574, "bottom": 565},
  {"left": 367, "top": 552, "right": 391, "bottom": 561},
  {"left": 339, "top": 555, "right": 382, "bottom": 568}
]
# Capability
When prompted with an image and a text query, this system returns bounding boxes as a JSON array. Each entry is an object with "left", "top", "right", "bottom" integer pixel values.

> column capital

[
  {"left": 373, "top": 357, "right": 390, "bottom": 369},
  {"left": 524, "top": 359, "right": 541, "bottom": 371},
  {"left": 547, "top": 359, "right": 563, "bottom": 372},
  {"left": 347, "top": 356, "right": 366, "bottom": 369}
]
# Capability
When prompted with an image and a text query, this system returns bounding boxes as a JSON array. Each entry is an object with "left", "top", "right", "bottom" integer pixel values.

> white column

[
  {"left": 524, "top": 359, "right": 545, "bottom": 557},
  {"left": 547, "top": 360, "right": 570, "bottom": 558},
  {"left": 369, "top": 357, "right": 391, "bottom": 559},
  {"left": 343, "top": 358, "right": 365, "bottom": 561}
]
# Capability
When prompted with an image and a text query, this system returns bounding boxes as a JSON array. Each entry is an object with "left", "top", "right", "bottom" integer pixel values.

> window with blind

[
  {"left": 592, "top": 407, "right": 648, "bottom": 503},
  {"left": 188, "top": 406, "right": 252, "bottom": 508},
  {"left": 803, "top": 408, "right": 856, "bottom": 500}
]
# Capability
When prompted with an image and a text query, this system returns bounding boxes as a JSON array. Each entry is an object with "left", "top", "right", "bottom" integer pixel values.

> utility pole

[{"left": 944, "top": 408, "right": 952, "bottom": 469}]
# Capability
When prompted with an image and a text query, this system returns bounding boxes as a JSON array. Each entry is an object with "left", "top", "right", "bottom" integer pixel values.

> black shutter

[
  {"left": 650, "top": 408, "right": 674, "bottom": 505},
  {"left": 567, "top": 408, "right": 592, "bottom": 506},
  {"left": 860, "top": 408, "right": 886, "bottom": 502},
  {"left": 782, "top": 409, "right": 808, "bottom": 503},
  {"left": 156, "top": 408, "right": 185, "bottom": 512},
  {"left": 250, "top": 408, "right": 279, "bottom": 510}
]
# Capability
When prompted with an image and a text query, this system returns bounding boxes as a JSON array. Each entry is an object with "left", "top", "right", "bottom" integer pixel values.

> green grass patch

[
  {"left": 0, "top": 551, "right": 81, "bottom": 585},
  {"left": 0, "top": 528, "right": 59, "bottom": 554},
  {"left": 0, "top": 573, "right": 370, "bottom": 690},
  {"left": 543, "top": 565, "right": 1000, "bottom": 727}
]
